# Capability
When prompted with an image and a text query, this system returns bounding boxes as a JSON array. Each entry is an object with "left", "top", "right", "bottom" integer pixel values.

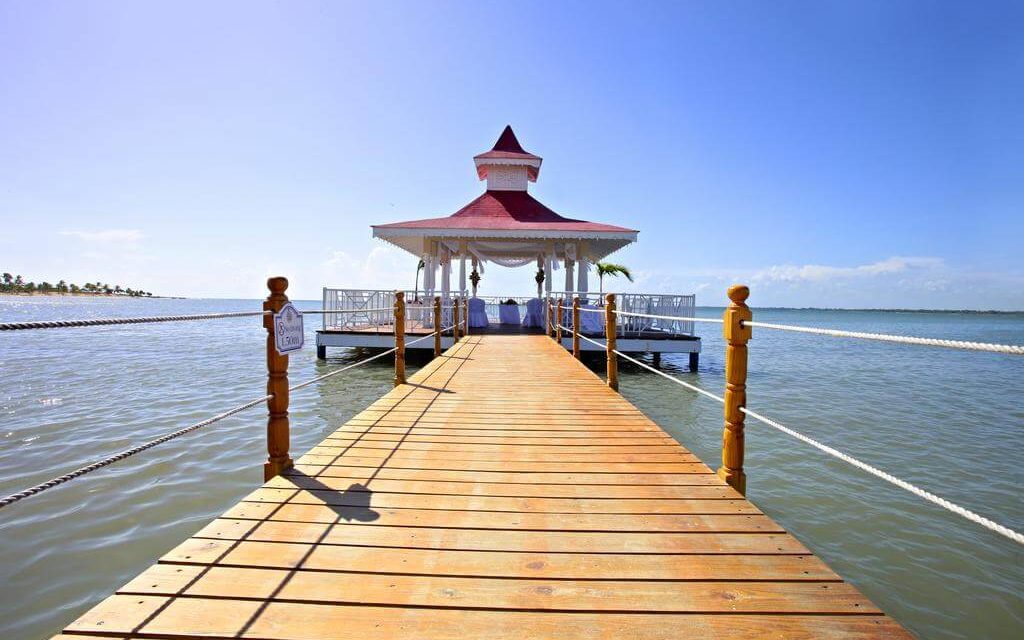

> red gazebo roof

[{"left": 372, "top": 191, "right": 636, "bottom": 234}]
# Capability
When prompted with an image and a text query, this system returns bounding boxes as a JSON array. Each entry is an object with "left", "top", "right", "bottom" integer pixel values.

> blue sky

[{"left": 1, "top": 1, "right": 1021, "bottom": 308}]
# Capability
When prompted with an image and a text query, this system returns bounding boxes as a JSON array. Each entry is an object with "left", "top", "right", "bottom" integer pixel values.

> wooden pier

[{"left": 55, "top": 334, "right": 908, "bottom": 639}]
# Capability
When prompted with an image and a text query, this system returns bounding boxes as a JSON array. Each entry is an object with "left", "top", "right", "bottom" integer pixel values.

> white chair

[
  {"left": 522, "top": 298, "right": 545, "bottom": 328},
  {"left": 579, "top": 304, "right": 605, "bottom": 334},
  {"left": 498, "top": 302, "right": 521, "bottom": 325},
  {"left": 468, "top": 298, "right": 489, "bottom": 328}
]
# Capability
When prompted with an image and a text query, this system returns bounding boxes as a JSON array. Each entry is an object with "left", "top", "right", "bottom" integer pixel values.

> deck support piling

[
  {"left": 556, "top": 298, "right": 563, "bottom": 344},
  {"left": 453, "top": 296, "right": 461, "bottom": 342},
  {"left": 263, "top": 276, "right": 293, "bottom": 481},
  {"left": 718, "top": 284, "right": 751, "bottom": 495},
  {"left": 689, "top": 352, "right": 699, "bottom": 371},
  {"left": 605, "top": 293, "right": 619, "bottom": 391},
  {"left": 572, "top": 296, "right": 581, "bottom": 359},
  {"left": 394, "top": 291, "right": 406, "bottom": 386},
  {"left": 433, "top": 296, "right": 442, "bottom": 357}
]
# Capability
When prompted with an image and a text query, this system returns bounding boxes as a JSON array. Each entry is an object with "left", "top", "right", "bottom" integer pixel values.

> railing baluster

[
  {"left": 572, "top": 296, "right": 581, "bottom": 359},
  {"left": 433, "top": 296, "right": 442, "bottom": 357},
  {"left": 556, "top": 298, "right": 563, "bottom": 344},
  {"left": 547, "top": 296, "right": 554, "bottom": 337},
  {"left": 394, "top": 291, "right": 406, "bottom": 386},
  {"left": 719, "top": 284, "right": 751, "bottom": 495},
  {"left": 453, "top": 296, "right": 461, "bottom": 342},
  {"left": 264, "top": 277, "right": 293, "bottom": 480},
  {"left": 605, "top": 293, "right": 618, "bottom": 390}
]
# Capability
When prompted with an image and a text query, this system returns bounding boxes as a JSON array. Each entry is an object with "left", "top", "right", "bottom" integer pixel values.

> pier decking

[{"left": 55, "top": 334, "right": 908, "bottom": 639}]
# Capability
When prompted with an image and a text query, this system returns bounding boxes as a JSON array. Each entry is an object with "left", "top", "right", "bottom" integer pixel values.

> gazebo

[
  {"left": 315, "top": 127, "right": 698, "bottom": 366},
  {"left": 372, "top": 126, "right": 638, "bottom": 301}
]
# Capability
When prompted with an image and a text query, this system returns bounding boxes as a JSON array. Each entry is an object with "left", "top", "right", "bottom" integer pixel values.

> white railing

[
  {"left": 322, "top": 288, "right": 467, "bottom": 332},
  {"left": 323, "top": 288, "right": 697, "bottom": 338},
  {"left": 547, "top": 292, "right": 697, "bottom": 337}
]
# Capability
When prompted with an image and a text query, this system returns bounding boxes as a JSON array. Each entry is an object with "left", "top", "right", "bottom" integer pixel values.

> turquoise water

[{"left": 0, "top": 295, "right": 1021, "bottom": 639}]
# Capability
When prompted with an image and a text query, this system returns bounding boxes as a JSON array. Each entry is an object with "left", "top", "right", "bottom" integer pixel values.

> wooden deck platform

[{"left": 55, "top": 335, "right": 908, "bottom": 639}]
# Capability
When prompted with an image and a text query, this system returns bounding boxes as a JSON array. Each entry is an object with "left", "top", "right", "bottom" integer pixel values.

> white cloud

[
  {"left": 59, "top": 229, "right": 144, "bottom": 243},
  {"left": 751, "top": 257, "right": 944, "bottom": 283}
]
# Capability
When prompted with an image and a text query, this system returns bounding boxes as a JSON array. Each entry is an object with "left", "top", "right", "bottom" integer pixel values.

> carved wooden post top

[{"left": 723, "top": 284, "right": 752, "bottom": 343}]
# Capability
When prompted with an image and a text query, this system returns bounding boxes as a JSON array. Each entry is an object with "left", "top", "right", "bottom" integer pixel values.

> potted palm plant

[{"left": 596, "top": 262, "right": 633, "bottom": 299}]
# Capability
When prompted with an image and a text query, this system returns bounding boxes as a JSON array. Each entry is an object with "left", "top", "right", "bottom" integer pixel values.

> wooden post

[
  {"left": 453, "top": 296, "right": 461, "bottom": 342},
  {"left": 394, "top": 291, "right": 406, "bottom": 386},
  {"left": 433, "top": 296, "right": 442, "bottom": 357},
  {"left": 555, "top": 298, "right": 563, "bottom": 344},
  {"left": 605, "top": 293, "right": 618, "bottom": 391},
  {"left": 572, "top": 296, "right": 581, "bottom": 359},
  {"left": 547, "top": 297, "right": 554, "bottom": 337},
  {"left": 463, "top": 298, "right": 468, "bottom": 336},
  {"left": 264, "top": 276, "right": 293, "bottom": 481},
  {"left": 718, "top": 284, "right": 752, "bottom": 495}
]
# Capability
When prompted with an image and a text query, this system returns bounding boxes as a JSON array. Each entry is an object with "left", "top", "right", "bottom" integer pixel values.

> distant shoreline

[{"left": 0, "top": 292, "right": 186, "bottom": 300}]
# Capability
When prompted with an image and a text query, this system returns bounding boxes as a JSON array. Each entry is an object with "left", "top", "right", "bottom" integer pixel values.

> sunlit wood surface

[{"left": 56, "top": 335, "right": 908, "bottom": 639}]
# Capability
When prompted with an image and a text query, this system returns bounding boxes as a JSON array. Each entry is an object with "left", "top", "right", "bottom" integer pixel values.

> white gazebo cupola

[{"left": 473, "top": 125, "right": 543, "bottom": 192}]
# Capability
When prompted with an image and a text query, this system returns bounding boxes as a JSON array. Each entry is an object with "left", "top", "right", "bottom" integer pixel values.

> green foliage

[
  {"left": 0, "top": 273, "right": 154, "bottom": 296},
  {"left": 594, "top": 262, "right": 633, "bottom": 295}
]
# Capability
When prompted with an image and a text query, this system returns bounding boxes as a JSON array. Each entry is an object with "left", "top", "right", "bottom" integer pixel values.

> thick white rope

[
  {"left": 742, "top": 320, "right": 1023, "bottom": 355},
  {"left": 0, "top": 393, "right": 271, "bottom": 509},
  {"left": 0, "top": 311, "right": 269, "bottom": 331},
  {"left": 1, "top": 324, "right": 457, "bottom": 510},
  {"left": 571, "top": 328, "right": 1024, "bottom": 545},
  {"left": 290, "top": 324, "right": 454, "bottom": 392},
  {"left": 739, "top": 406, "right": 1024, "bottom": 545}
]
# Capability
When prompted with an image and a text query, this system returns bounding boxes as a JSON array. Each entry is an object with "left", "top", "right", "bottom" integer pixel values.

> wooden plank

[
  {"left": 267, "top": 473, "right": 742, "bottom": 498},
  {"left": 242, "top": 487, "right": 761, "bottom": 514},
  {"left": 193, "top": 518, "right": 809, "bottom": 554},
  {"left": 162, "top": 538, "right": 841, "bottom": 581},
  {"left": 219, "top": 501, "right": 782, "bottom": 532},
  {"left": 64, "top": 596, "right": 911, "bottom": 639},
  {"left": 55, "top": 334, "right": 908, "bottom": 639},
  {"left": 120, "top": 564, "right": 879, "bottom": 613},
  {"left": 294, "top": 454, "right": 713, "bottom": 473},
  {"left": 288, "top": 466, "right": 722, "bottom": 484}
]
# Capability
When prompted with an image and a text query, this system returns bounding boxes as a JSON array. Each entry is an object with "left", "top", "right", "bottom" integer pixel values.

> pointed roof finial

[
  {"left": 492, "top": 125, "right": 527, "bottom": 154},
  {"left": 474, "top": 126, "right": 543, "bottom": 185}
]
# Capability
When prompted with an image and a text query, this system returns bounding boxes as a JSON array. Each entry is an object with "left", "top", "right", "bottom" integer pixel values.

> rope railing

[
  {"left": 559, "top": 308, "right": 1024, "bottom": 545},
  {"left": 0, "top": 393, "right": 271, "bottom": 510},
  {"left": 741, "top": 320, "right": 1024, "bottom": 355},
  {"left": 0, "top": 310, "right": 270, "bottom": 331},
  {"left": 0, "top": 316, "right": 456, "bottom": 510},
  {"left": 0, "top": 308, "right": 405, "bottom": 332},
  {"left": 606, "top": 308, "right": 1023, "bottom": 355}
]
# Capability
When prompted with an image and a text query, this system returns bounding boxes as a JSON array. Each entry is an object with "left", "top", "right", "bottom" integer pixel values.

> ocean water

[{"left": 0, "top": 295, "right": 1021, "bottom": 639}]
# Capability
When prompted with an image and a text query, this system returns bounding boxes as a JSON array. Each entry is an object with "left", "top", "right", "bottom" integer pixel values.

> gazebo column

[
  {"left": 565, "top": 259, "right": 575, "bottom": 294},
  {"left": 441, "top": 248, "right": 451, "bottom": 301},
  {"left": 577, "top": 242, "right": 589, "bottom": 295},
  {"left": 458, "top": 240, "right": 467, "bottom": 295},
  {"left": 544, "top": 242, "right": 554, "bottom": 297}
]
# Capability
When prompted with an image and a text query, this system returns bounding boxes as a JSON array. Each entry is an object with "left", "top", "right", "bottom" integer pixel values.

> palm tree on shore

[{"left": 595, "top": 263, "right": 633, "bottom": 297}]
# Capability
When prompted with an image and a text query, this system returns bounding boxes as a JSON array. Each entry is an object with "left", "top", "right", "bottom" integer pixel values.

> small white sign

[{"left": 274, "top": 302, "right": 304, "bottom": 354}]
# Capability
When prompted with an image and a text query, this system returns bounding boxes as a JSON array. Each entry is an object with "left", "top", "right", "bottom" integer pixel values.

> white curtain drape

[
  {"left": 458, "top": 254, "right": 466, "bottom": 294},
  {"left": 440, "top": 247, "right": 451, "bottom": 298}
]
